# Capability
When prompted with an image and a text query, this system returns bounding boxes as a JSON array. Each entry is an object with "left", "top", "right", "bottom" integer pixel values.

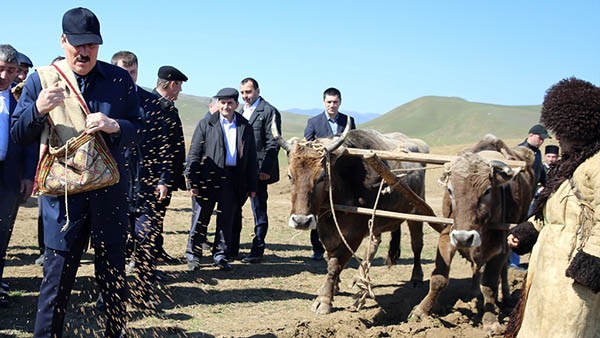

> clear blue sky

[{"left": 5, "top": 1, "right": 599, "bottom": 114}]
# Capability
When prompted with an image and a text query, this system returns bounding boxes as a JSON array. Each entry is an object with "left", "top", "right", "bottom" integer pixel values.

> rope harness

[{"left": 320, "top": 145, "right": 441, "bottom": 310}]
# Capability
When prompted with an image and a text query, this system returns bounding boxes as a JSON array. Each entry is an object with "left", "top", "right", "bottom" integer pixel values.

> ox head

[
  {"left": 273, "top": 121, "right": 350, "bottom": 230},
  {"left": 440, "top": 153, "right": 519, "bottom": 249}
]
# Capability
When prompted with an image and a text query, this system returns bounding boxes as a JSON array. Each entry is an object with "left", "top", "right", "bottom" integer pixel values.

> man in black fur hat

[{"left": 506, "top": 77, "right": 600, "bottom": 338}]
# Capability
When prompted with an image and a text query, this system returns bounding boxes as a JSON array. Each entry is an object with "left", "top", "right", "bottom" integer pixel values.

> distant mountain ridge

[{"left": 172, "top": 93, "right": 542, "bottom": 146}]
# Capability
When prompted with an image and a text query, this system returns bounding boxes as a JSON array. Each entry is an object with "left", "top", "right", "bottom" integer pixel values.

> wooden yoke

[
  {"left": 361, "top": 152, "right": 447, "bottom": 233},
  {"left": 345, "top": 148, "right": 526, "bottom": 168}
]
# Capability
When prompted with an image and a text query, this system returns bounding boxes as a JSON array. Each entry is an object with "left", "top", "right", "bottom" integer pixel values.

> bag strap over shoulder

[
  {"left": 36, "top": 59, "right": 88, "bottom": 142},
  {"left": 51, "top": 63, "right": 92, "bottom": 116}
]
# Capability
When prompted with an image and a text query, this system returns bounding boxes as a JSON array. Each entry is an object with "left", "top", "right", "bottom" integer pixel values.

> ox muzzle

[
  {"left": 288, "top": 214, "right": 317, "bottom": 230},
  {"left": 450, "top": 229, "right": 482, "bottom": 248}
]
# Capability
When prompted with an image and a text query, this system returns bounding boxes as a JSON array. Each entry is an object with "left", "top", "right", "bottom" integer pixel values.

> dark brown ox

[
  {"left": 410, "top": 135, "right": 535, "bottom": 332},
  {"left": 276, "top": 126, "right": 433, "bottom": 314}
]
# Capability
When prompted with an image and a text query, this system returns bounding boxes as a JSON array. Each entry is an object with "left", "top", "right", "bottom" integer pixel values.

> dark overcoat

[{"left": 186, "top": 111, "right": 257, "bottom": 205}]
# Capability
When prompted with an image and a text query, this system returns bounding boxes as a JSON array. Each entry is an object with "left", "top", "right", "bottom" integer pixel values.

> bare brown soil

[{"left": 0, "top": 146, "right": 527, "bottom": 338}]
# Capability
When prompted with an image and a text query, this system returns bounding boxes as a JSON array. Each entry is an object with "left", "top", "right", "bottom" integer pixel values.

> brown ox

[
  {"left": 276, "top": 126, "right": 434, "bottom": 314},
  {"left": 410, "top": 135, "right": 535, "bottom": 332}
]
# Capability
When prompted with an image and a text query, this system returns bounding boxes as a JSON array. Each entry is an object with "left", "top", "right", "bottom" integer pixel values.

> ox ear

[{"left": 490, "top": 160, "right": 520, "bottom": 185}]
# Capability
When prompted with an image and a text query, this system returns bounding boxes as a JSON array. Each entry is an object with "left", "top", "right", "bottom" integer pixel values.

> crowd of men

[
  {"left": 0, "top": 7, "right": 563, "bottom": 338},
  {"left": 0, "top": 7, "right": 357, "bottom": 337}
]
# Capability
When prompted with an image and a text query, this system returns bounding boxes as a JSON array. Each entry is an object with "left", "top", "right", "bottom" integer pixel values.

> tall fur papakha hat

[{"left": 541, "top": 77, "right": 600, "bottom": 143}]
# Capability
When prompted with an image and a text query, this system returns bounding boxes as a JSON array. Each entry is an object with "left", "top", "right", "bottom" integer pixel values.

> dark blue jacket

[
  {"left": 304, "top": 112, "right": 356, "bottom": 141},
  {"left": 10, "top": 61, "right": 142, "bottom": 251},
  {"left": 519, "top": 139, "right": 546, "bottom": 187},
  {"left": 2, "top": 92, "right": 37, "bottom": 193}
]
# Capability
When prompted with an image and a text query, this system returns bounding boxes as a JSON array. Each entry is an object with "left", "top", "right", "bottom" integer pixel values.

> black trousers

[
  {"left": 37, "top": 203, "right": 45, "bottom": 255},
  {"left": 153, "top": 191, "right": 173, "bottom": 256},
  {"left": 33, "top": 227, "right": 127, "bottom": 338},
  {"left": 129, "top": 211, "right": 159, "bottom": 301},
  {"left": 0, "top": 187, "right": 20, "bottom": 284},
  {"left": 247, "top": 180, "right": 269, "bottom": 257},
  {"left": 187, "top": 169, "right": 241, "bottom": 263},
  {"left": 186, "top": 197, "right": 215, "bottom": 262}
]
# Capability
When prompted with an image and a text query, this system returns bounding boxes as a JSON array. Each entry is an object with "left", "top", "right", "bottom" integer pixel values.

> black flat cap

[
  {"left": 528, "top": 124, "right": 550, "bottom": 139},
  {"left": 158, "top": 66, "right": 188, "bottom": 81},
  {"left": 62, "top": 7, "right": 103, "bottom": 46},
  {"left": 17, "top": 52, "right": 33, "bottom": 67},
  {"left": 214, "top": 88, "right": 239, "bottom": 100},
  {"left": 545, "top": 145, "right": 559, "bottom": 155}
]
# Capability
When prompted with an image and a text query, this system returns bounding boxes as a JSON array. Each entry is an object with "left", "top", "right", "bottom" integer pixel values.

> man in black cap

[
  {"left": 185, "top": 88, "right": 257, "bottom": 271},
  {"left": 521, "top": 124, "right": 550, "bottom": 188},
  {"left": 152, "top": 65, "right": 188, "bottom": 265},
  {"left": 510, "top": 123, "right": 551, "bottom": 269},
  {"left": 11, "top": 7, "right": 142, "bottom": 337}
]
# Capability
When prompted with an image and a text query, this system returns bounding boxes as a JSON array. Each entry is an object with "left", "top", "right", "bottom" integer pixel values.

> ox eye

[
  {"left": 316, "top": 172, "right": 326, "bottom": 183},
  {"left": 287, "top": 173, "right": 295, "bottom": 183}
]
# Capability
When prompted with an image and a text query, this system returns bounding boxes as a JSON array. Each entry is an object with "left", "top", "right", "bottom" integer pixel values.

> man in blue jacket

[
  {"left": 0, "top": 44, "right": 37, "bottom": 308},
  {"left": 304, "top": 87, "right": 355, "bottom": 260},
  {"left": 11, "top": 8, "right": 142, "bottom": 337}
]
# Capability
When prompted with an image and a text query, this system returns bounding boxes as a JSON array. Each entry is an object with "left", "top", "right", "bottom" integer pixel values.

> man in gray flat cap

[{"left": 185, "top": 88, "right": 257, "bottom": 271}]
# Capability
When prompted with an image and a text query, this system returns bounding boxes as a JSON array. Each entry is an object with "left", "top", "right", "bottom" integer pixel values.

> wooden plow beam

[{"left": 333, "top": 204, "right": 453, "bottom": 226}]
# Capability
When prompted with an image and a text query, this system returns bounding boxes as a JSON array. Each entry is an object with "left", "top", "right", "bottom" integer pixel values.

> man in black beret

[
  {"left": 10, "top": 52, "right": 34, "bottom": 100},
  {"left": 185, "top": 88, "right": 257, "bottom": 271},
  {"left": 15, "top": 52, "right": 33, "bottom": 83},
  {"left": 152, "top": 65, "right": 188, "bottom": 266}
]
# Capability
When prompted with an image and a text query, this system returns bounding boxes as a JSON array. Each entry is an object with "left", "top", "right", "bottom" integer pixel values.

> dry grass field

[{"left": 0, "top": 142, "right": 529, "bottom": 338}]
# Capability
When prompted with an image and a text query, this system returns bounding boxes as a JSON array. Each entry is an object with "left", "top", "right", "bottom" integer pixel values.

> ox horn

[
  {"left": 489, "top": 160, "right": 513, "bottom": 176},
  {"left": 325, "top": 116, "right": 353, "bottom": 153},
  {"left": 271, "top": 115, "right": 292, "bottom": 153},
  {"left": 489, "top": 160, "right": 520, "bottom": 184}
]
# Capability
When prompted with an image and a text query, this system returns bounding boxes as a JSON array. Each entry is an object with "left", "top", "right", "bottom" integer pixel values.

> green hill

[
  {"left": 175, "top": 92, "right": 310, "bottom": 140},
  {"left": 173, "top": 93, "right": 542, "bottom": 147},
  {"left": 361, "top": 96, "right": 542, "bottom": 146}
]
